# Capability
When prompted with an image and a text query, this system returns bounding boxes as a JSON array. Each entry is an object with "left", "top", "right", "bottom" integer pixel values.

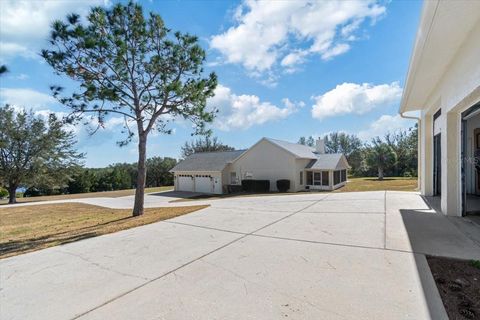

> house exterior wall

[
  {"left": 294, "top": 159, "right": 312, "bottom": 191},
  {"left": 418, "top": 20, "right": 480, "bottom": 216},
  {"left": 229, "top": 139, "right": 298, "bottom": 192}
]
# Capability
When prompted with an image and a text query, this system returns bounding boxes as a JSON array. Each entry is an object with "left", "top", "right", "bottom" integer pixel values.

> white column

[
  {"left": 441, "top": 111, "right": 462, "bottom": 216},
  {"left": 329, "top": 171, "right": 334, "bottom": 190},
  {"left": 421, "top": 111, "right": 434, "bottom": 196}
]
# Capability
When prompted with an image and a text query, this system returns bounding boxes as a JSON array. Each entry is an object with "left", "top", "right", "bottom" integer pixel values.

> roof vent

[{"left": 315, "top": 138, "right": 325, "bottom": 154}]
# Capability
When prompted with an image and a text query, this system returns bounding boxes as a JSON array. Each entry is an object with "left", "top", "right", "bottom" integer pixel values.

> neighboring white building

[
  {"left": 400, "top": 1, "right": 480, "bottom": 216},
  {"left": 170, "top": 137, "right": 349, "bottom": 194}
]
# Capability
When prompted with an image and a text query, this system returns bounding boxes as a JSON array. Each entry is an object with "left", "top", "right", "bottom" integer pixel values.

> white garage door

[
  {"left": 194, "top": 175, "right": 214, "bottom": 194},
  {"left": 177, "top": 175, "right": 194, "bottom": 192}
]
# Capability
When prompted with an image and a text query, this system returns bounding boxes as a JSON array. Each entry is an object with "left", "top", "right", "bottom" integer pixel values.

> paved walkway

[{"left": 1, "top": 191, "right": 479, "bottom": 320}]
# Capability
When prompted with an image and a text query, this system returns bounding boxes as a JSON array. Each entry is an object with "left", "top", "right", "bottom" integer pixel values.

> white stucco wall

[
  {"left": 230, "top": 139, "right": 298, "bottom": 192},
  {"left": 419, "top": 19, "right": 480, "bottom": 216}
]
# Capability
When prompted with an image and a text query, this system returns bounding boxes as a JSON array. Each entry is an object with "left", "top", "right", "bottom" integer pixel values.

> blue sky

[{"left": 0, "top": 0, "right": 421, "bottom": 167}]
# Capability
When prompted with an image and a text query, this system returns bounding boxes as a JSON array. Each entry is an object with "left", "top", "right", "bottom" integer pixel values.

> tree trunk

[
  {"left": 8, "top": 184, "right": 17, "bottom": 204},
  {"left": 378, "top": 167, "right": 384, "bottom": 181},
  {"left": 133, "top": 134, "right": 147, "bottom": 216}
]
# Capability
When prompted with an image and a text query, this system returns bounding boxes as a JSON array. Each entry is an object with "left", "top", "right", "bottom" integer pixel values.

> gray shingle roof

[
  {"left": 170, "top": 150, "right": 246, "bottom": 172},
  {"left": 305, "top": 154, "right": 347, "bottom": 170},
  {"left": 265, "top": 138, "right": 317, "bottom": 158}
]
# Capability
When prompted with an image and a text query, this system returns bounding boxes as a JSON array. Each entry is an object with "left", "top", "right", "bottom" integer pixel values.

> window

[
  {"left": 321, "top": 171, "right": 329, "bottom": 186},
  {"left": 230, "top": 172, "right": 237, "bottom": 184},
  {"left": 299, "top": 171, "right": 303, "bottom": 185},
  {"left": 334, "top": 170, "right": 341, "bottom": 185},
  {"left": 341, "top": 170, "right": 347, "bottom": 182}
]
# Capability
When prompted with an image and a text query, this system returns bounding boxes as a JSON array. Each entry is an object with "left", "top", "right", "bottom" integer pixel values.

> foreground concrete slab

[
  {"left": 255, "top": 211, "right": 385, "bottom": 248},
  {"left": 80, "top": 236, "right": 446, "bottom": 320},
  {"left": 0, "top": 222, "right": 241, "bottom": 320}
]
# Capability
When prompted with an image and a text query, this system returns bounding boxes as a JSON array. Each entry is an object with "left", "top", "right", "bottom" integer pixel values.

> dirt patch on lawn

[{"left": 427, "top": 256, "right": 480, "bottom": 320}]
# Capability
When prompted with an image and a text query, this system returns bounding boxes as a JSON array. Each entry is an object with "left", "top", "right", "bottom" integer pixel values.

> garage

[
  {"left": 170, "top": 150, "right": 246, "bottom": 194},
  {"left": 177, "top": 174, "right": 194, "bottom": 192},
  {"left": 194, "top": 175, "right": 214, "bottom": 193}
]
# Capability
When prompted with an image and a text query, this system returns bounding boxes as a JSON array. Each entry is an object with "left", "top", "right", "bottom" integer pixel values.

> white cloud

[
  {"left": 0, "top": 88, "right": 57, "bottom": 109},
  {"left": 0, "top": 0, "right": 107, "bottom": 61},
  {"left": 210, "top": 0, "right": 385, "bottom": 75},
  {"left": 208, "top": 84, "right": 303, "bottom": 131},
  {"left": 358, "top": 114, "right": 415, "bottom": 140},
  {"left": 311, "top": 82, "right": 402, "bottom": 120}
]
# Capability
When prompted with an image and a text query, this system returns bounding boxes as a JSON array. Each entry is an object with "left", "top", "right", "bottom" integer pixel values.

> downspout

[{"left": 400, "top": 112, "right": 422, "bottom": 191}]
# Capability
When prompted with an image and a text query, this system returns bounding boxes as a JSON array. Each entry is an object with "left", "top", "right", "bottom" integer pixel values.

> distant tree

[
  {"left": 67, "top": 169, "right": 95, "bottom": 194},
  {"left": 385, "top": 125, "right": 418, "bottom": 177},
  {"left": 42, "top": 1, "right": 217, "bottom": 216},
  {"left": 181, "top": 136, "right": 234, "bottom": 158},
  {"left": 297, "top": 136, "right": 315, "bottom": 147},
  {"left": 146, "top": 157, "right": 177, "bottom": 187},
  {"left": 0, "top": 105, "right": 83, "bottom": 204},
  {"left": 0, "top": 65, "right": 8, "bottom": 75},
  {"left": 324, "top": 132, "right": 364, "bottom": 176},
  {"left": 365, "top": 137, "right": 397, "bottom": 180}
]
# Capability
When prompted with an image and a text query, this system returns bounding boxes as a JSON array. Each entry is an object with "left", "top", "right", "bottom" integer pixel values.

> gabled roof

[
  {"left": 265, "top": 138, "right": 317, "bottom": 159},
  {"left": 170, "top": 150, "right": 246, "bottom": 172},
  {"left": 305, "top": 154, "right": 349, "bottom": 170}
]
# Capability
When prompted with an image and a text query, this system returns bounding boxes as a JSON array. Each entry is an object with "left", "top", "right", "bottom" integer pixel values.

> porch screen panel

[
  {"left": 307, "top": 171, "right": 313, "bottom": 185},
  {"left": 321, "top": 171, "right": 329, "bottom": 186},
  {"left": 334, "top": 170, "right": 340, "bottom": 185},
  {"left": 314, "top": 172, "right": 321, "bottom": 185},
  {"left": 341, "top": 170, "right": 346, "bottom": 182}
]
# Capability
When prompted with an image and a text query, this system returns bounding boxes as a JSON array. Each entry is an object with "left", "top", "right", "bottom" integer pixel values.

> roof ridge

[{"left": 192, "top": 149, "right": 247, "bottom": 155}]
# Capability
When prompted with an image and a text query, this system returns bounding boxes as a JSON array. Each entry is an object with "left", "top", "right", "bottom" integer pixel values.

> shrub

[
  {"left": 227, "top": 184, "right": 243, "bottom": 194},
  {"left": 0, "top": 187, "right": 8, "bottom": 199},
  {"left": 241, "top": 179, "right": 270, "bottom": 193},
  {"left": 276, "top": 179, "right": 290, "bottom": 192},
  {"left": 23, "top": 187, "right": 41, "bottom": 197}
]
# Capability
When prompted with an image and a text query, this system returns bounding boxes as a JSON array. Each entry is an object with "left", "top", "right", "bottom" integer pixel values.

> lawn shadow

[{"left": 0, "top": 232, "right": 99, "bottom": 258}]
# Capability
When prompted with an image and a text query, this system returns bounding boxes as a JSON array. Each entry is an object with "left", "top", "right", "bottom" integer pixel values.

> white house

[
  {"left": 400, "top": 0, "right": 480, "bottom": 216},
  {"left": 171, "top": 137, "right": 349, "bottom": 194}
]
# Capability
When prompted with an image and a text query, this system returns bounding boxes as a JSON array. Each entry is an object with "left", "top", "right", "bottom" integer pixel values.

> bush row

[
  {"left": 239, "top": 179, "right": 291, "bottom": 193},
  {"left": 241, "top": 179, "right": 270, "bottom": 193}
]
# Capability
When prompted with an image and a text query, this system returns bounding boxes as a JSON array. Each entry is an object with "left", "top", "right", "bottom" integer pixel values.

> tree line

[{"left": 298, "top": 125, "right": 418, "bottom": 180}]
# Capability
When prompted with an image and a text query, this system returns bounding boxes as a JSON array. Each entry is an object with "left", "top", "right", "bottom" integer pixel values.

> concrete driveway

[{"left": 2, "top": 191, "right": 479, "bottom": 320}]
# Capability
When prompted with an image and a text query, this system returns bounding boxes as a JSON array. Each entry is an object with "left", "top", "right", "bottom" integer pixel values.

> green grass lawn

[
  {"left": 334, "top": 177, "right": 418, "bottom": 192},
  {"left": 0, "top": 186, "right": 173, "bottom": 205}
]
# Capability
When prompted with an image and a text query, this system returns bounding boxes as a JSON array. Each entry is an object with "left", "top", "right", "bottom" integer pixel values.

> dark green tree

[
  {"left": 385, "top": 125, "right": 418, "bottom": 177},
  {"left": 42, "top": 1, "right": 217, "bottom": 216},
  {"left": 181, "top": 136, "right": 234, "bottom": 158},
  {"left": 297, "top": 136, "right": 315, "bottom": 147},
  {"left": 324, "top": 132, "right": 364, "bottom": 176},
  {"left": 0, "top": 105, "right": 83, "bottom": 204},
  {"left": 67, "top": 168, "right": 95, "bottom": 193},
  {"left": 0, "top": 65, "right": 8, "bottom": 75},
  {"left": 146, "top": 157, "right": 177, "bottom": 187},
  {"left": 365, "top": 137, "right": 397, "bottom": 180}
]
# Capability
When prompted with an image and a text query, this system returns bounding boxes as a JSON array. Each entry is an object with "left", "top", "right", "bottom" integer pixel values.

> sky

[{"left": 0, "top": 0, "right": 422, "bottom": 167}]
